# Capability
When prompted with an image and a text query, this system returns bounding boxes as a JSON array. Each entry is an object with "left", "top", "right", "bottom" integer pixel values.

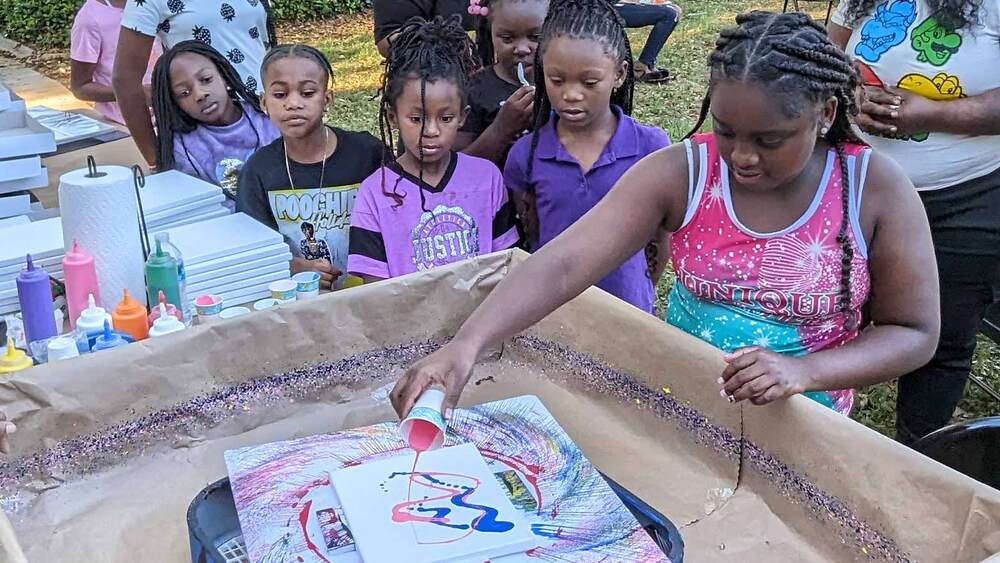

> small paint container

[
  {"left": 219, "top": 306, "right": 251, "bottom": 320},
  {"left": 292, "top": 272, "right": 320, "bottom": 299},
  {"left": 269, "top": 280, "right": 297, "bottom": 302},
  {"left": 399, "top": 388, "right": 447, "bottom": 452},
  {"left": 47, "top": 336, "right": 80, "bottom": 362},
  {"left": 253, "top": 298, "right": 281, "bottom": 311},
  {"left": 194, "top": 295, "right": 224, "bottom": 318}
]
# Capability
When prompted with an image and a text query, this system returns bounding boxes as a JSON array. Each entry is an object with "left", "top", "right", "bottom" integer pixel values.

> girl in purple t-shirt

[
  {"left": 347, "top": 16, "right": 519, "bottom": 282},
  {"left": 150, "top": 41, "right": 279, "bottom": 198},
  {"left": 503, "top": 0, "right": 671, "bottom": 313}
]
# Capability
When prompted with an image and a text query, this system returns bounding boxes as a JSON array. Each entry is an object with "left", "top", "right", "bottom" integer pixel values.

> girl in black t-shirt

[{"left": 455, "top": 0, "right": 549, "bottom": 165}]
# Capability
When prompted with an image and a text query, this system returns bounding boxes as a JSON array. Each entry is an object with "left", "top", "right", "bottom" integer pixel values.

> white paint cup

[
  {"left": 399, "top": 388, "right": 447, "bottom": 452},
  {"left": 253, "top": 298, "right": 282, "bottom": 311},
  {"left": 47, "top": 336, "right": 80, "bottom": 362},
  {"left": 269, "top": 279, "right": 297, "bottom": 302},
  {"left": 219, "top": 306, "right": 251, "bottom": 320}
]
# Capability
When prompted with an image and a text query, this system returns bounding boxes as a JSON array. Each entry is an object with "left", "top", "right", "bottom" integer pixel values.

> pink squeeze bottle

[{"left": 62, "top": 240, "right": 100, "bottom": 330}]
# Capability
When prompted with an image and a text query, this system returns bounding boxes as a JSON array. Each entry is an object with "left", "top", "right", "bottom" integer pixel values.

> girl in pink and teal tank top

[
  {"left": 667, "top": 133, "right": 872, "bottom": 414},
  {"left": 388, "top": 11, "right": 941, "bottom": 425}
]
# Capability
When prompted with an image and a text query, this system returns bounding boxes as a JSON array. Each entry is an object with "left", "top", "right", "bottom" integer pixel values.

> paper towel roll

[{"left": 59, "top": 165, "right": 147, "bottom": 306}]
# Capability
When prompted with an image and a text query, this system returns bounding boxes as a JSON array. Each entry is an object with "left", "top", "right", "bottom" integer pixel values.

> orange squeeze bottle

[{"left": 112, "top": 289, "right": 149, "bottom": 341}]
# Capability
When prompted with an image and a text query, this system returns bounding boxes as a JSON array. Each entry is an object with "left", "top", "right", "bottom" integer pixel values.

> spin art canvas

[
  {"left": 224, "top": 395, "right": 670, "bottom": 562},
  {"left": 332, "top": 442, "right": 536, "bottom": 562}
]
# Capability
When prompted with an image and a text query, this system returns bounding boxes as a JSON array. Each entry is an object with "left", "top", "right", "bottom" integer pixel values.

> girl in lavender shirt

[
  {"left": 347, "top": 16, "right": 519, "bottom": 282},
  {"left": 150, "top": 41, "right": 279, "bottom": 199}
]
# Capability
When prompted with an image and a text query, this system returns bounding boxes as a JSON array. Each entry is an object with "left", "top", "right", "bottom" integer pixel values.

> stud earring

[{"left": 820, "top": 126, "right": 830, "bottom": 136}]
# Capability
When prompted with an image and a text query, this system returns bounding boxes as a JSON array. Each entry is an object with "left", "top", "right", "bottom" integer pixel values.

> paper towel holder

[
  {"left": 84, "top": 155, "right": 107, "bottom": 179},
  {"left": 132, "top": 165, "right": 151, "bottom": 260}
]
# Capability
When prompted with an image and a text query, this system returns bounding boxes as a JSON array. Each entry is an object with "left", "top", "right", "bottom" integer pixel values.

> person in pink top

[
  {"left": 70, "top": 0, "right": 160, "bottom": 124},
  {"left": 348, "top": 16, "right": 519, "bottom": 282},
  {"left": 390, "top": 11, "right": 941, "bottom": 422}
]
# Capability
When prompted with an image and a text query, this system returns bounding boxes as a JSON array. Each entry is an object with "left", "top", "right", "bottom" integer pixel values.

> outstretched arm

[{"left": 391, "top": 144, "right": 688, "bottom": 417}]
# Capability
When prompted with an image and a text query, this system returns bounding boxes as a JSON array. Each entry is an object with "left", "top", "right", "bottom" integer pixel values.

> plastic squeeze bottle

[
  {"left": 144, "top": 239, "right": 181, "bottom": 314},
  {"left": 148, "top": 290, "right": 181, "bottom": 324},
  {"left": 62, "top": 240, "right": 100, "bottom": 330},
  {"left": 148, "top": 303, "right": 185, "bottom": 338},
  {"left": 154, "top": 232, "right": 191, "bottom": 325},
  {"left": 16, "top": 255, "right": 57, "bottom": 346},
  {"left": 112, "top": 289, "right": 149, "bottom": 341},
  {"left": 76, "top": 294, "right": 112, "bottom": 337},
  {"left": 0, "top": 337, "right": 33, "bottom": 376},
  {"left": 91, "top": 320, "right": 127, "bottom": 352}
]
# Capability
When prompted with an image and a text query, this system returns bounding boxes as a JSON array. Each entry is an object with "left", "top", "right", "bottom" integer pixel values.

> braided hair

[
  {"left": 260, "top": 43, "right": 335, "bottom": 87},
  {"left": 378, "top": 15, "right": 482, "bottom": 210},
  {"left": 839, "top": 0, "right": 981, "bottom": 30},
  {"left": 687, "top": 11, "right": 865, "bottom": 321},
  {"left": 523, "top": 0, "right": 635, "bottom": 183},
  {"left": 151, "top": 40, "right": 263, "bottom": 172}
]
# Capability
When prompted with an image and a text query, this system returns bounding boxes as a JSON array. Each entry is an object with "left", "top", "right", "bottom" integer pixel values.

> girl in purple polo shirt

[
  {"left": 347, "top": 16, "right": 519, "bottom": 281},
  {"left": 504, "top": 0, "right": 670, "bottom": 314},
  {"left": 151, "top": 41, "right": 279, "bottom": 198}
]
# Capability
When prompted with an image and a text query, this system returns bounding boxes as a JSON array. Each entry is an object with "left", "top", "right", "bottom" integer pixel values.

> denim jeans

[{"left": 615, "top": 2, "right": 680, "bottom": 68}]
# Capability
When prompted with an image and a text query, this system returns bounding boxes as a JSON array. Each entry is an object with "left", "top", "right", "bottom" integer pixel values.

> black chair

[
  {"left": 782, "top": 0, "right": 836, "bottom": 25},
  {"left": 912, "top": 417, "right": 1000, "bottom": 490}
]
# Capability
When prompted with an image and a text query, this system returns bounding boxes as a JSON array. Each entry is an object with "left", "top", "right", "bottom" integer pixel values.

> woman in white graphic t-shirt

[{"left": 829, "top": 0, "right": 1000, "bottom": 445}]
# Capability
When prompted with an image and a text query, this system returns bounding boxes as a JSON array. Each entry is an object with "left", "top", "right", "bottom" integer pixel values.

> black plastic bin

[{"left": 188, "top": 475, "right": 685, "bottom": 562}]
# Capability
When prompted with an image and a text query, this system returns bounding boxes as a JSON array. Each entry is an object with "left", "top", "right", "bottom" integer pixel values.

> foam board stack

[
  {"left": 139, "top": 170, "right": 231, "bottom": 231},
  {"left": 156, "top": 213, "right": 291, "bottom": 307},
  {"left": 0, "top": 218, "right": 65, "bottom": 315},
  {"left": 0, "top": 80, "right": 57, "bottom": 195}
]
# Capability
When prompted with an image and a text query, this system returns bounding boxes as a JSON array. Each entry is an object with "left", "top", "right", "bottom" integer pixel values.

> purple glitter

[{"left": 0, "top": 336, "right": 909, "bottom": 561}]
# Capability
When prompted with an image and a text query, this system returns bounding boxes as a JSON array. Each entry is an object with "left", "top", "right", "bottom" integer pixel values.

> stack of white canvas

[
  {"left": 139, "top": 170, "right": 231, "bottom": 231},
  {"left": 0, "top": 80, "right": 56, "bottom": 195},
  {"left": 0, "top": 218, "right": 65, "bottom": 315},
  {"left": 157, "top": 213, "right": 291, "bottom": 306}
]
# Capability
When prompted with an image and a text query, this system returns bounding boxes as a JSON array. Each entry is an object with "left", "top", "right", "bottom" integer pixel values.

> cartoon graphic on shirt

[
  {"left": 910, "top": 14, "right": 963, "bottom": 66},
  {"left": 891, "top": 72, "right": 965, "bottom": 142},
  {"left": 300, "top": 221, "right": 332, "bottom": 262},
  {"left": 216, "top": 155, "right": 248, "bottom": 195},
  {"left": 898, "top": 71, "right": 964, "bottom": 100},
  {"left": 268, "top": 185, "right": 358, "bottom": 272},
  {"left": 410, "top": 204, "right": 480, "bottom": 271},
  {"left": 855, "top": 0, "right": 917, "bottom": 62}
]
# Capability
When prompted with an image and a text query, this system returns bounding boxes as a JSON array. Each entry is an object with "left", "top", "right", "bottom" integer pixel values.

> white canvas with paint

[{"left": 332, "top": 442, "right": 536, "bottom": 563}]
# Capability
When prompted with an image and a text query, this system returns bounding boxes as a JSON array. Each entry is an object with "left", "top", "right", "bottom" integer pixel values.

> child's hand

[
  {"left": 0, "top": 412, "right": 16, "bottom": 454},
  {"left": 291, "top": 257, "right": 342, "bottom": 290},
  {"left": 718, "top": 347, "right": 809, "bottom": 406},
  {"left": 496, "top": 85, "right": 535, "bottom": 139}
]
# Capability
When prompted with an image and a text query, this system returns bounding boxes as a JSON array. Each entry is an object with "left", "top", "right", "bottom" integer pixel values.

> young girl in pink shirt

[{"left": 70, "top": 0, "right": 161, "bottom": 124}]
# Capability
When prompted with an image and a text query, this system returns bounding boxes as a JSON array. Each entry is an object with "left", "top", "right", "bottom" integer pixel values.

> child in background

[
  {"left": 70, "top": 0, "right": 161, "bottom": 124},
  {"left": 389, "top": 11, "right": 939, "bottom": 423},
  {"left": 504, "top": 0, "right": 670, "bottom": 313},
  {"left": 151, "top": 41, "right": 280, "bottom": 199},
  {"left": 348, "top": 16, "right": 520, "bottom": 282},
  {"left": 238, "top": 45, "right": 384, "bottom": 290},
  {"left": 455, "top": 0, "right": 549, "bottom": 164}
]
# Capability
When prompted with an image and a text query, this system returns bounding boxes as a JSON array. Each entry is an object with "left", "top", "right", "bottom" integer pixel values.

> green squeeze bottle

[{"left": 145, "top": 239, "right": 181, "bottom": 313}]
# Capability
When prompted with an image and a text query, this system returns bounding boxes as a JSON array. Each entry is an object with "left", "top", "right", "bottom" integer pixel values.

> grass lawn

[
  {"left": 288, "top": 2, "right": 998, "bottom": 438},
  {"left": 17, "top": 1, "right": 996, "bottom": 437}
]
